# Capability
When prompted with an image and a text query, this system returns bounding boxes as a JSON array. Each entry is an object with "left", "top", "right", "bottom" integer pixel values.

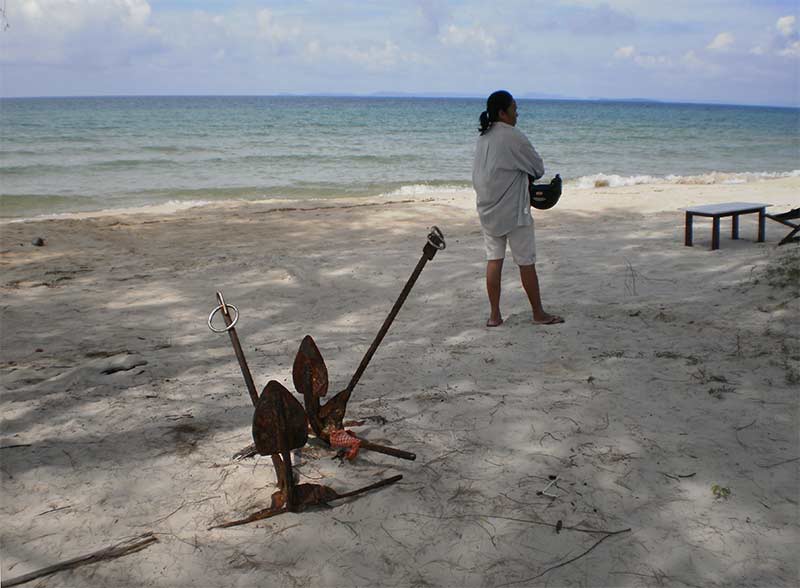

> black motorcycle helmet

[{"left": 530, "top": 174, "right": 562, "bottom": 210}]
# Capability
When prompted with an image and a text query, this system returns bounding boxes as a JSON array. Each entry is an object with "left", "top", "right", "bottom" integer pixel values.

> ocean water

[{"left": 1, "top": 95, "right": 798, "bottom": 220}]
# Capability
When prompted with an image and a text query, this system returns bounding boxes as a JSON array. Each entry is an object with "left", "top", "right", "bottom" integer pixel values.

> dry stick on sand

[
  {"left": 1, "top": 532, "right": 158, "bottom": 588},
  {"left": 497, "top": 532, "right": 627, "bottom": 587},
  {"left": 403, "top": 512, "right": 631, "bottom": 585}
]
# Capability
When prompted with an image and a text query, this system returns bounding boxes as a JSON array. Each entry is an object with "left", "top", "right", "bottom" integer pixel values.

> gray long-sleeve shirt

[{"left": 472, "top": 121, "right": 545, "bottom": 236}]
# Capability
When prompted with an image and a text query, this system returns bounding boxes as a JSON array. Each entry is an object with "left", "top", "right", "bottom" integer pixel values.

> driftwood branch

[
  {"left": 2, "top": 532, "right": 158, "bottom": 587},
  {"left": 208, "top": 504, "right": 288, "bottom": 530}
]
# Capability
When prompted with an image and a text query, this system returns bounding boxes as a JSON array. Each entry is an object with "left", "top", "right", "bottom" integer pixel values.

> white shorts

[{"left": 483, "top": 224, "right": 536, "bottom": 266}]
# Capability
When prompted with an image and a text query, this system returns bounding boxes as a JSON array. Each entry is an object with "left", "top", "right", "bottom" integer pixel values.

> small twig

[
  {"left": 380, "top": 523, "right": 406, "bottom": 548},
  {"left": 733, "top": 419, "right": 756, "bottom": 448},
  {"left": 539, "top": 432, "right": 561, "bottom": 445},
  {"left": 499, "top": 492, "right": 551, "bottom": 507},
  {"left": 555, "top": 416, "right": 580, "bottom": 427},
  {"left": 498, "top": 531, "right": 630, "bottom": 586},
  {"left": 232, "top": 444, "right": 258, "bottom": 460},
  {"left": 734, "top": 419, "right": 757, "bottom": 431},
  {"left": 756, "top": 456, "right": 800, "bottom": 469},
  {"left": 1, "top": 532, "right": 158, "bottom": 587},
  {"left": 0, "top": 444, "right": 32, "bottom": 450},
  {"left": 36, "top": 506, "right": 71, "bottom": 517},
  {"left": 331, "top": 517, "right": 359, "bottom": 538},
  {"left": 399, "top": 512, "right": 630, "bottom": 536},
  {"left": 62, "top": 450, "right": 76, "bottom": 470},
  {"left": 137, "top": 496, "right": 220, "bottom": 526},
  {"left": 659, "top": 472, "right": 696, "bottom": 481}
]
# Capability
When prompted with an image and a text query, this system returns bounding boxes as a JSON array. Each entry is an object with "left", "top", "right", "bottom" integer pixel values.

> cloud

[
  {"left": 0, "top": 0, "right": 796, "bottom": 105},
  {"left": 16, "top": 0, "right": 151, "bottom": 31},
  {"left": 564, "top": 3, "right": 637, "bottom": 35},
  {"left": 612, "top": 45, "right": 672, "bottom": 68},
  {"left": 681, "top": 50, "right": 703, "bottom": 67},
  {"left": 337, "top": 41, "right": 402, "bottom": 71},
  {"left": 707, "top": 32, "right": 734, "bottom": 51},
  {"left": 439, "top": 24, "right": 497, "bottom": 56},
  {"left": 614, "top": 45, "right": 636, "bottom": 58},
  {"left": 415, "top": 0, "right": 449, "bottom": 35},
  {"left": 776, "top": 15, "right": 796, "bottom": 37},
  {"left": 256, "top": 8, "right": 301, "bottom": 45},
  {"left": 778, "top": 40, "right": 800, "bottom": 58},
  {"left": 2, "top": 0, "right": 158, "bottom": 66}
]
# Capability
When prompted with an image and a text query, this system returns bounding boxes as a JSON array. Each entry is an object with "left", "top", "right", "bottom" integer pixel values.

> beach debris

[
  {"left": 329, "top": 429, "right": 361, "bottom": 461},
  {"left": 711, "top": 484, "right": 731, "bottom": 500},
  {"left": 536, "top": 475, "right": 562, "bottom": 499},
  {"left": 31, "top": 237, "right": 45, "bottom": 246},
  {"left": 2, "top": 532, "right": 158, "bottom": 588}
]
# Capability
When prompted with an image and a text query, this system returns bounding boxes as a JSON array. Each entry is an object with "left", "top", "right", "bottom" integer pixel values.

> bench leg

[
  {"left": 685, "top": 213, "right": 693, "bottom": 246},
  {"left": 731, "top": 214, "right": 739, "bottom": 239},
  {"left": 712, "top": 216, "right": 720, "bottom": 250},
  {"left": 758, "top": 209, "right": 765, "bottom": 242}
]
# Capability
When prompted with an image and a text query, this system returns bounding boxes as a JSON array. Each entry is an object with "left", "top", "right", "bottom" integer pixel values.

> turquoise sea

[{"left": 1, "top": 96, "right": 798, "bottom": 220}]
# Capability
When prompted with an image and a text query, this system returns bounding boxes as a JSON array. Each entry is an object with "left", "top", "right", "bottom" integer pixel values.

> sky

[{"left": 0, "top": 0, "right": 798, "bottom": 106}]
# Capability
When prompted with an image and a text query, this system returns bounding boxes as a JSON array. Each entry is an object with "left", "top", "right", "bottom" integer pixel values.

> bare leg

[
  {"left": 486, "top": 259, "right": 504, "bottom": 327},
  {"left": 519, "top": 264, "right": 563, "bottom": 324}
]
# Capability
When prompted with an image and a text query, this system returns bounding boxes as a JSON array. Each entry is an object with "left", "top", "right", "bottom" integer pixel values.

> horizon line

[{"left": 0, "top": 92, "right": 797, "bottom": 110}]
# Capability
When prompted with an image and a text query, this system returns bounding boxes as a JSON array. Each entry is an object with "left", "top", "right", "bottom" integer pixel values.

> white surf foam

[{"left": 574, "top": 170, "right": 800, "bottom": 189}]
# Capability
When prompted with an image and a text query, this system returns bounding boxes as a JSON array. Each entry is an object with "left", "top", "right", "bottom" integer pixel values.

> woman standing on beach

[{"left": 472, "top": 90, "right": 563, "bottom": 327}]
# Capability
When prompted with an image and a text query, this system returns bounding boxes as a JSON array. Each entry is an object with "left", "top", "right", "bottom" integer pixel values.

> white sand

[{"left": 1, "top": 178, "right": 798, "bottom": 587}]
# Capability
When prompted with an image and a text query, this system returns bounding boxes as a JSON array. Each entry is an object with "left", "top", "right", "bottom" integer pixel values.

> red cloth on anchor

[{"left": 329, "top": 429, "right": 361, "bottom": 460}]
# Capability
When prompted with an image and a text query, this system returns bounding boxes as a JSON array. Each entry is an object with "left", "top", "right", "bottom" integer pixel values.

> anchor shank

[
  {"left": 303, "top": 365, "right": 323, "bottom": 437},
  {"left": 281, "top": 449, "right": 296, "bottom": 512},
  {"left": 220, "top": 307, "right": 259, "bottom": 407}
]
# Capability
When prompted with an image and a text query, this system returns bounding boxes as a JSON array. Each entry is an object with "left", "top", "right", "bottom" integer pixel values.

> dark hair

[{"left": 478, "top": 90, "right": 514, "bottom": 135}]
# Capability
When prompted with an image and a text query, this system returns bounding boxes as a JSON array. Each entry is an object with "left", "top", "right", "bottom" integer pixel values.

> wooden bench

[{"left": 684, "top": 202, "right": 771, "bottom": 250}]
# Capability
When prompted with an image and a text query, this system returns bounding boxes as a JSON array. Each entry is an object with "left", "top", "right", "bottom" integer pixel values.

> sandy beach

[{"left": 1, "top": 178, "right": 798, "bottom": 587}]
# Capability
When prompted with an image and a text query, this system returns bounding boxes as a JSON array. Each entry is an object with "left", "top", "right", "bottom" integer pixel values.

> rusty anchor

[
  {"left": 205, "top": 226, "right": 445, "bottom": 527},
  {"left": 214, "top": 226, "right": 445, "bottom": 462},
  {"left": 210, "top": 380, "right": 402, "bottom": 529},
  {"left": 207, "top": 295, "right": 402, "bottom": 530},
  {"left": 294, "top": 226, "right": 445, "bottom": 461}
]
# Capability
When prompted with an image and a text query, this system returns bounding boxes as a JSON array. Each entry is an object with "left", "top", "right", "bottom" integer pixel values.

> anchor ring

[
  {"left": 427, "top": 225, "right": 446, "bottom": 250},
  {"left": 207, "top": 303, "right": 239, "bottom": 333}
]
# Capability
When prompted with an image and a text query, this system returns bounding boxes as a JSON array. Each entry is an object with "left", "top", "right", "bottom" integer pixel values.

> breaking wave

[
  {"left": 379, "top": 182, "right": 472, "bottom": 197},
  {"left": 574, "top": 170, "right": 800, "bottom": 189}
]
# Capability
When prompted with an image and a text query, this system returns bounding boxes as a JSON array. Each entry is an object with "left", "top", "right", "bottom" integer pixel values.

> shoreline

[
  {"left": 2, "top": 171, "right": 798, "bottom": 225},
  {"left": 1, "top": 179, "right": 798, "bottom": 586},
  {"left": 2, "top": 173, "right": 798, "bottom": 226}
]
